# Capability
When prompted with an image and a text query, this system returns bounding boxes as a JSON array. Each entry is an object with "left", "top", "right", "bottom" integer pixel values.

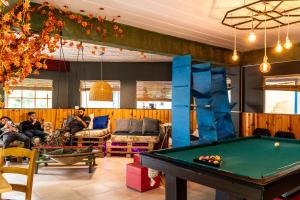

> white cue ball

[{"left": 274, "top": 142, "right": 280, "bottom": 148}]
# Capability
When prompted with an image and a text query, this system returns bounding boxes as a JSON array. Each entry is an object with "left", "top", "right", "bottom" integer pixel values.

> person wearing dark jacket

[
  {"left": 20, "top": 112, "right": 46, "bottom": 144},
  {"left": 0, "top": 116, "right": 31, "bottom": 166},
  {"left": 0, "top": 116, "right": 30, "bottom": 149},
  {"left": 63, "top": 107, "right": 90, "bottom": 145}
]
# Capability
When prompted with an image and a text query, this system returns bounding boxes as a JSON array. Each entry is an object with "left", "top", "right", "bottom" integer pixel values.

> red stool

[{"left": 126, "top": 163, "right": 160, "bottom": 192}]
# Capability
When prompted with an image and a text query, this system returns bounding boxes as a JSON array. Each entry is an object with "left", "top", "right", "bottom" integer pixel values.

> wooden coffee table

[{"left": 33, "top": 146, "right": 98, "bottom": 174}]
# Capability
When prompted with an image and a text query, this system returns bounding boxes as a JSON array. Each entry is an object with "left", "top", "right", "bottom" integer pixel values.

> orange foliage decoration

[
  {"left": 0, "top": 0, "right": 62, "bottom": 94},
  {"left": 0, "top": 0, "right": 123, "bottom": 107}
]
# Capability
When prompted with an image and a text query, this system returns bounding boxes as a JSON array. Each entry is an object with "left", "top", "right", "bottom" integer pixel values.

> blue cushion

[{"left": 93, "top": 115, "right": 109, "bottom": 129}]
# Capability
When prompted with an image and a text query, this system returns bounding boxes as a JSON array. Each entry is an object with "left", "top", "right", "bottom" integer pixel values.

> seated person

[
  {"left": 63, "top": 107, "right": 90, "bottom": 145},
  {"left": 0, "top": 116, "right": 30, "bottom": 149},
  {"left": 20, "top": 112, "right": 46, "bottom": 146}
]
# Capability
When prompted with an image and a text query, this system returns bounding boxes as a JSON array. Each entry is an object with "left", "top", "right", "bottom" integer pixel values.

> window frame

[
  {"left": 263, "top": 75, "right": 300, "bottom": 114},
  {"left": 5, "top": 79, "right": 53, "bottom": 109},
  {"left": 136, "top": 81, "right": 172, "bottom": 109}
]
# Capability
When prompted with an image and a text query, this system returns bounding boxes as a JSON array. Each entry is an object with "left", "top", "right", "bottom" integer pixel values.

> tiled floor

[{"left": 2, "top": 157, "right": 215, "bottom": 200}]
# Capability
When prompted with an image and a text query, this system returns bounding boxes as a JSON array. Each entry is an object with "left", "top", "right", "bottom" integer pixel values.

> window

[
  {"left": 80, "top": 80, "right": 120, "bottom": 108},
  {"left": 136, "top": 81, "right": 172, "bottom": 109},
  {"left": 264, "top": 75, "right": 300, "bottom": 114},
  {"left": 5, "top": 79, "right": 53, "bottom": 108}
]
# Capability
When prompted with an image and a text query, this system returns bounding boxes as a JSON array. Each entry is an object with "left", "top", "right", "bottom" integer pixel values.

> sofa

[
  {"left": 106, "top": 117, "right": 163, "bottom": 157},
  {"left": 0, "top": 121, "right": 53, "bottom": 148}
]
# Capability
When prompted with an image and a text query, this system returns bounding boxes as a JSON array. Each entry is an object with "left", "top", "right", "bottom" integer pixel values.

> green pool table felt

[{"left": 154, "top": 137, "right": 300, "bottom": 180}]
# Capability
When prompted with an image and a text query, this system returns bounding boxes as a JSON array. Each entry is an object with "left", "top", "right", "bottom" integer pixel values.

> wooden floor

[{"left": 2, "top": 157, "right": 215, "bottom": 200}]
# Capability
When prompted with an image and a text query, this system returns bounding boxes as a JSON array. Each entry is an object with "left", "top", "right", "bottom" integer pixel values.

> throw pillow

[
  {"left": 93, "top": 115, "right": 109, "bottom": 129},
  {"left": 88, "top": 113, "right": 95, "bottom": 129},
  {"left": 142, "top": 117, "right": 160, "bottom": 135},
  {"left": 129, "top": 119, "right": 143, "bottom": 134},
  {"left": 114, "top": 119, "right": 131, "bottom": 133}
]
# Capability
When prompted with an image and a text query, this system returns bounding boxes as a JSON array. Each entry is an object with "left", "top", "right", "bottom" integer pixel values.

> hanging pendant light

[
  {"left": 284, "top": 13, "right": 292, "bottom": 49},
  {"left": 275, "top": 26, "right": 283, "bottom": 53},
  {"left": 248, "top": 12, "right": 256, "bottom": 43},
  {"left": 89, "top": 52, "right": 113, "bottom": 101},
  {"left": 259, "top": 13, "right": 271, "bottom": 73},
  {"left": 232, "top": 27, "right": 239, "bottom": 61},
  {"left": 89, "top": 81, "right": 113, "bottom": 101}
]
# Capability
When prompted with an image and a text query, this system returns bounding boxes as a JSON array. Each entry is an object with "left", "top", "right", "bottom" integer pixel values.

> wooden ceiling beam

[{"left": 28, "top": 3, "right": 236, "bottom": 66}]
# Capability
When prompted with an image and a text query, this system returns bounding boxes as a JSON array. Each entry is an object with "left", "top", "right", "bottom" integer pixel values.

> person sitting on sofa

[
  {"left": 0, "top": 116, "right": 31, "bottom": 149},
  {"left": 20, "top": 112, "right": 46, "bottom": 146},
  {"left": 0, "top": 116, "right": 31, "bottom": 165},
  {"left": 63, "top": 107, "right": 91, "bottom": 145}
]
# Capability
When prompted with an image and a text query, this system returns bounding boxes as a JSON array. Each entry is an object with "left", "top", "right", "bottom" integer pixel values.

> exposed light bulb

[
  {"left": 260, "top": 6, "right": 271, "bottom": 73},
  {"left": 275, "top": 40, "right": 283, "bottom": 53},
  {"left": 232, "top": 49, "right": 239, "bottom": 61},
  {"left": 232, "top": 26, "right": 238, "bottom": 62},
  {"left": 259, "top": 56, "right": 271, "bottom": 73},
  {"left": 284, "top": 13, "right": 292, "bottom": 50},
  {"left": 275, "top": 26, "right": 282, "bottom": 53},
  {"left": 248, "top": 31, "right": 256, "bottom": 43},
  {"left": 284, "top": 36, "right": 292, "bottom": 49}
]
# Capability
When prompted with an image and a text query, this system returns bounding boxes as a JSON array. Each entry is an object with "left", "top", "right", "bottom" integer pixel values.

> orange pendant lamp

[{"left": 89, "top": 53, "right": 113, "bottom": 101}]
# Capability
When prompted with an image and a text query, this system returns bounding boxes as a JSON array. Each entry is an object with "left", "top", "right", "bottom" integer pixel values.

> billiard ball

[
  {"left": 274, "top": 142, "right": 280, "bottom": 148},
  {"left": 215, "top": 156, "right": 221, "bottom": 161},
  {"left": 199, "top": 156, "right": 205, "bottom": 160},
  {"left": 213, "top": 160, "right": 219, "bottom": 165}
]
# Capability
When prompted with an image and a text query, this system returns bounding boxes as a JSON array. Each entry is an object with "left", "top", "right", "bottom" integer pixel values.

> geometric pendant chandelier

[
  {"left": 222, "top": 0, "right": 300, "bottom": 73},
  {"left": 222, "top": 0, "right": 300, "bottom": 30}
]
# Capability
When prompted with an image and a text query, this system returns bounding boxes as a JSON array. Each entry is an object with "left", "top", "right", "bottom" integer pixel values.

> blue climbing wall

[
  {"left": 191, "top": 63, "right": 218, "bottom": 143},
  {"left": 211, "top": 67, "right": 235, "bottom": 140},
  {"left": 172, "top": 55, "right": 191, "bottom": 147},
  {"left": 172, "top": 55, "right": 234, "bottom": 146}
]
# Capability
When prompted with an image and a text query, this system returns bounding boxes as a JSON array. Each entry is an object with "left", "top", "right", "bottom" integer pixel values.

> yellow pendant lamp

[
  {"left": 89, "top": 53, "right": 113, "bottom": 101},
  {"left": 259, "top": 7, "right": 271, "bottom": 73},
  {"left": 284, "top": 13, "right": 292, "bottom": 50},
  {"left": 248, "top": 12, "right": 256, "bottom": 43},
  {"left": 232, "top": 27, "right": 239, "bottom": 61},
  {"left": 275, "top": 26, "right": 283, "bottom": 53}
]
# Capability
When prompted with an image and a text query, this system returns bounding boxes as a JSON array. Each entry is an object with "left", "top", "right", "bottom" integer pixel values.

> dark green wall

[{"left": 28, "top": 71, "right": 69, "bottom": 108}]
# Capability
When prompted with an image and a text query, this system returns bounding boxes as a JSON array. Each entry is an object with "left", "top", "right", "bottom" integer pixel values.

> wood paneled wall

[
  {"left": 0, "top": 109, "right": 198, "bottom": 133},
  {"left": 7, "top": 110, "right": 300, "bottom": 138},
  {"left": 242, "top": 112, "right": 300, "bottom": 139}
]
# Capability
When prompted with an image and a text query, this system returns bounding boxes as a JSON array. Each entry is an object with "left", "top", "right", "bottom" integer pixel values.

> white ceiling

[
  {"left": 46, "top": 40, "right": 172, "bottom": 62},
  {"left": 33, "top": 0, "right": 300, "bottom": 52}
]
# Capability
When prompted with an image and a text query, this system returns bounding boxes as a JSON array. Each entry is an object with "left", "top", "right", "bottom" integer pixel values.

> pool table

[{"left": 141, "top": 136, "right": 300, "bottom": 200}]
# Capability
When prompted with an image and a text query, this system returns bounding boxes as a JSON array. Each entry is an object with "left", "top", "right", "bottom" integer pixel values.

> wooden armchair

[{"left": 0, "top": 148, "right": 37, "bottom": 200}]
